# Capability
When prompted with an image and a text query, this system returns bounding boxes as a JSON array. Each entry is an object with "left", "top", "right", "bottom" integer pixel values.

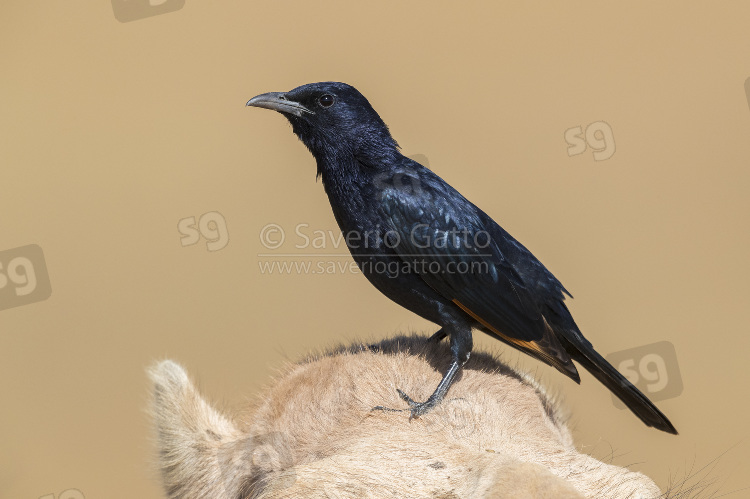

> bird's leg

[
  {"left": 373, "top": 326, "right": 472, "bottom": 418},
  {"left": 427, "top": 328, "right": 447, "bottom": 344}
]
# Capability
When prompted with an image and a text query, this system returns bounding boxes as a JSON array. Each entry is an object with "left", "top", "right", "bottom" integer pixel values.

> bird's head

[{"left": 246, "top": 82, "right": 400, "bottom": 174}]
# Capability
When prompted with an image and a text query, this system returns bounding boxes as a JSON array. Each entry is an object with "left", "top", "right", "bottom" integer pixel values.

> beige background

[{"left": 2, "top": 2, "right": 749, "bottom": 497}]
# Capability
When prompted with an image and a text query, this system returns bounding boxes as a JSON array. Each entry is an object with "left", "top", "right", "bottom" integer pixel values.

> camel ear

[
  {"left": 148, "top": 360, "right": 249, "bottom": 498},
  {"left": 485, "top": 462, "right": 584, "bottom": 499}
]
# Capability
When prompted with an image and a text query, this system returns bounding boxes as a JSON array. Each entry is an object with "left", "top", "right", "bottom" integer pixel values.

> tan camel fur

[{"left": 148, "top": 335, "right": 665, "bottom": 498}]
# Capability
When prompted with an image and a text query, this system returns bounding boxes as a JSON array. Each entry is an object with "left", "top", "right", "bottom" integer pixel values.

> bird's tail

[{"left": 559, "top": 333, "right": 678, "bottom": 435}]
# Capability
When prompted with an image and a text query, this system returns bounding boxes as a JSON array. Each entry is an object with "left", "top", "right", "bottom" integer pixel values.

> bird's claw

[{"left": 370, "top": 389, "right": 436, "bottom": 419}]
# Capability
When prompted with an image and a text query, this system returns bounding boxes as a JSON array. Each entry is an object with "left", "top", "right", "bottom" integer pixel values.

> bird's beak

[{"left": 245, "top": 92, "right": 314, "bottom": 117}]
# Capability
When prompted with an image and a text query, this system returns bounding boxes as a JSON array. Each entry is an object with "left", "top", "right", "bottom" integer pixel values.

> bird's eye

[{"left": 318, "top": 94, "right": 335, "bottom": 108}]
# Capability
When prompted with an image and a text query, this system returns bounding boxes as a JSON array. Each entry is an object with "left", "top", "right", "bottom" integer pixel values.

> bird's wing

[
  {"left": 380, "top": 179, "right": 577, "bottom": 376},
  {"left": 380, "top": 184, "right": 549, "bottom": 340}
]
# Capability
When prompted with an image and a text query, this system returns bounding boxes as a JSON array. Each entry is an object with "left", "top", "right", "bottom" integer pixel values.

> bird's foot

[
  {"left": 371, "top": 389, "right": 441, "bottom": 419},
  {"left": 397, "top": 389, "right": 442, "bottom": 418}
]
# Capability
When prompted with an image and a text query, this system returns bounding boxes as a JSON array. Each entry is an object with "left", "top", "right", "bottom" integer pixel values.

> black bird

[{"left": 246, "top": 82, "right": 677, "bottom": 434}]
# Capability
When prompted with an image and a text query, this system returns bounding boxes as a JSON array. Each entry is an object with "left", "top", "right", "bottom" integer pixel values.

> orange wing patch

[{"left": 452, "top": 299, "right": 563, "bottom": 368}]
